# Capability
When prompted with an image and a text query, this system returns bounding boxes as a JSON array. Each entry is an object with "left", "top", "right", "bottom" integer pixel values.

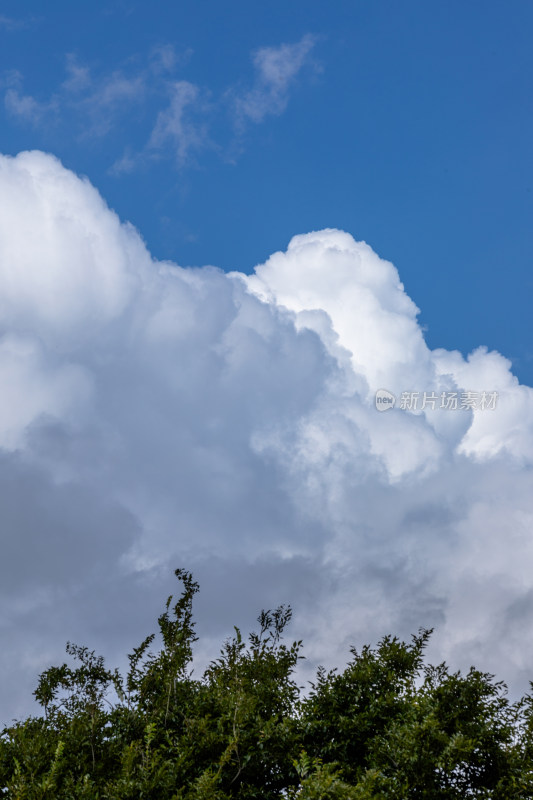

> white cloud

[
  {"left": 1, "top": 151, "right": 533, "bottom": 721},
  {"left": 0, "top": 151, "right": 144, "bottom": 337}
]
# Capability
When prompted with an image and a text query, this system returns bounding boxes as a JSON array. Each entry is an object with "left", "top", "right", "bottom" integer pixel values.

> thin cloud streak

[
  {"left": 0, "top": 15, "right": 30, "bottom": 31},
  {"left": 147, "top": 81, "right": 211, "bottom": 167},
  {"left": 233, "top": 34, "right": 318, "bottom": 125},
  {"left": 3, "top": 36, "right": 319, "bottom": 169}
]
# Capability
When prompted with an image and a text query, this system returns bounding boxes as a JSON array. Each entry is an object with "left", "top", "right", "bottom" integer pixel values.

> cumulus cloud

[{"left": 1, "top": 150, "right": 533, "bottom": 720}]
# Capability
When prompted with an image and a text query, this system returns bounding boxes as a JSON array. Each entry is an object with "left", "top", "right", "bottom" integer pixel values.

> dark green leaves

[{"left": 1, "top": 571, "right": 533, "bottom": 799}]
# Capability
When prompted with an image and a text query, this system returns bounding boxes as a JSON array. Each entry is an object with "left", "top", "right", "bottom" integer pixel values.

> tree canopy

[{"left": 1, "top": 568, "right": 533, "bottom": 798}]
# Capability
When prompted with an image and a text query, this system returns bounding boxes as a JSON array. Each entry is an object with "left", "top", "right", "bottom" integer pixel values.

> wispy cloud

[
  {"left": 0, "top": 15, "right": 27, "bottom": 31},
  {"left": 3, "top": 68, "right": 58, "bottom": 126},
  {"left": 59, "top": 54, "right": 148, "bottom": 137},
  {"left": 3, "top": 36, "right": 319, "bottom": 170},
  {"left": 61, "top": 53, "right": 92, "bottom": 93},
  {"left": 81, "top": 72, "right": 146, "bottom": 138},
  {"left": 149, "top": 44, "right": 193, "bottom": 75},
  {"left": 233, "top": 34, "right": 318, "bottom": 126},
  {"left": 130, "top": 35, "right": 319, "bottom": 168},
  {"left": 4, "top": 88, "right": 58, "bottom": 125},
  {"left": 4, "top": 54, "right": 146, "bottom": 137},
  {"left": 111, "top": 79, "right": 209, "bottom": 174},
  {"left": 147, "top": 81, "right": 210, "bottom": 166}
]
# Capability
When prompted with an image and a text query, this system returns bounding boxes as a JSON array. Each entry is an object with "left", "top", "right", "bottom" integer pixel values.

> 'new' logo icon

[{"left": 375, "top": 389, "right": 396, "bottom": 412}]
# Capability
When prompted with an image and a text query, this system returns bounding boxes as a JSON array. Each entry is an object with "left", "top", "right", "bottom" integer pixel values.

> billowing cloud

[{"left": 1, "top": 150, "right": 533, "bottom": 721}]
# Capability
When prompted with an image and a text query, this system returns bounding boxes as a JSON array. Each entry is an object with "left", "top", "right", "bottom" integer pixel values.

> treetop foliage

[{"left": 2, "top": 568, "right": 533, "bottom": 798}]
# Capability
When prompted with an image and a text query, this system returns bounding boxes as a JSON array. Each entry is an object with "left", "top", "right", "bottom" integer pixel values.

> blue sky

[
  {"left": 2, "top": 0, "right": 532, "bottom": 381},
  {"left": 2, "top": 1, "right": 533, "bottom": 722}
]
